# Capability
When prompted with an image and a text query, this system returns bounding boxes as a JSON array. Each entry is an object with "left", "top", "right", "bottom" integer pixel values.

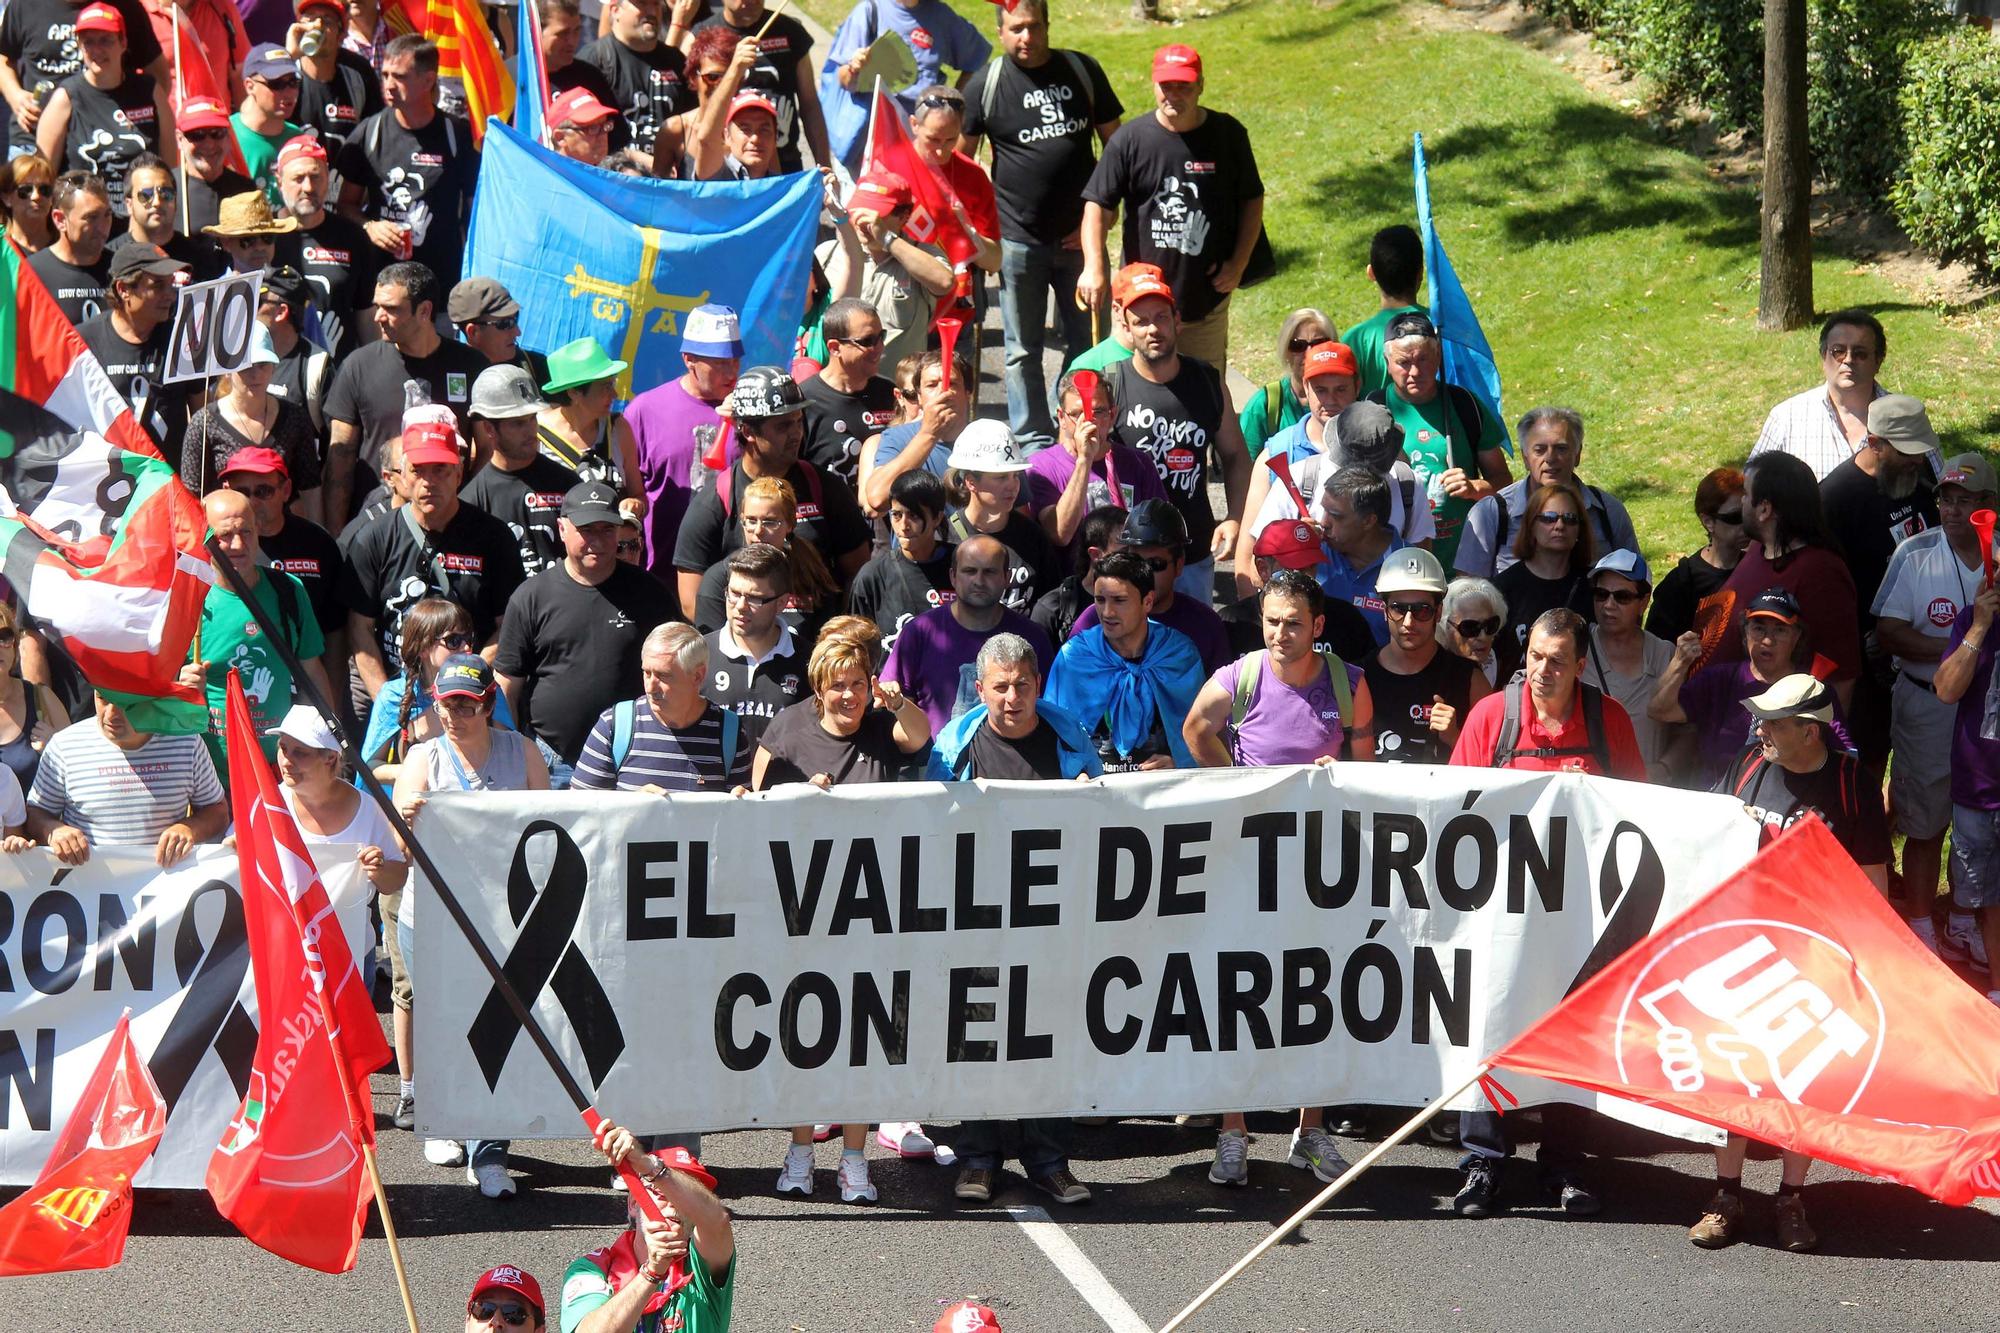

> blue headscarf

[{"left": 1044, "top": 621, "right": 1206, "bottom": 768}]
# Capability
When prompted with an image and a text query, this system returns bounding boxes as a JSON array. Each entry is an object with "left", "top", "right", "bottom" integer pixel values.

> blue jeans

[
  {"left": 1459, "top": 1104, "right": 1586, "bottom": 1177},
  {"left": 954, "top": 1118, "right": 1068, "bottom": 1175},
  {"left": 998, "top": 238, "right": 1091, "bottom": 453}
]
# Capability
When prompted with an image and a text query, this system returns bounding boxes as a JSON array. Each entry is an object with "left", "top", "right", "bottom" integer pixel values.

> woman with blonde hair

[
  {"left": 753, "top": 618, "right": 930, "bottom": 1203},
  {"left": 693, "top": 476, "right": 840, "bottom": 640},
  {"left": 1241, "top": 307, "right": 1336, "bottom": 459},
  {"left": 1, "top": 155, "right": 56, "bottom": 252}
]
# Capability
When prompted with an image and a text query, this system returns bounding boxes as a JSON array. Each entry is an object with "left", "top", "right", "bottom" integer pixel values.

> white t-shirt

[
  {"left": 28, "top": 722, "right": 223, "bottom": 846},
  {"left": 1251, "top": 454, "right": 1435, "bottom": 545},
  {"left": 1872, "top": 527, "right": 1981, "bottom": 682},
  {"left": 281, "top": 783, "right": 404, "bottom": 895}
]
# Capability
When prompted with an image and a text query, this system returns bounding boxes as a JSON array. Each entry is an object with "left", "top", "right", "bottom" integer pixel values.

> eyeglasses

[
  {"left": 1592, "top": 587, "right": 1644, "bottom": 606},
  {"left": 133, "top": 184, "right": 176, "bottom": 204},
  {"left": 835, "top": 331, "right": 885, "bottom": 349},
  {"left": 467, "top": 1300, "right": 533, "bottom": 1327},
  {"left": 1534, "top": 511, "right": 1580, "bottom": 527},
  {"left": 185, "top": 128, "right": 229, "bottom": 142},
  {"left": 472, "top": 316, "right": 519, "bottom": 332},
  {"left": 726, "top": 587, "right": 783, "bottom": 606},
  {"left": 1453, "top": 616, "right": 1502, "bottom": 639},
  {"left": 257, "top": 76, "right": 300, "bottom": 91},
  {"left": 1712, "top": 508, "right": 1744, "bottom": 526},
  {"left": 1385, "top": 600, "right": 1437, "bottom": 622},
  {"left": 440, "top": 632, "right": 475, "bottom": 651},
  {"left": 227, "top": 482, "right": 281, "bottom": 499},
  {"left": 616, "top": 540, "right": 643, "bottom": 555},
  {"left": 437, "top": 695, "right": 485, "bottom": 714},
  {"left": 9, "top": 182, "right": 52, "bottom": 199}
]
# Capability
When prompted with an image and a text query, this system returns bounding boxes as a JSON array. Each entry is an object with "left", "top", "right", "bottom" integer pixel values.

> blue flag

[
  {"left": 513, "top": 0, "right": 548, "bottom": 147},
  {"left": 464, "top": 121, "right": 822, "bottom": 399},
  {"left": 1413, "top": 132, "right": 1510, "bottom": 451}
]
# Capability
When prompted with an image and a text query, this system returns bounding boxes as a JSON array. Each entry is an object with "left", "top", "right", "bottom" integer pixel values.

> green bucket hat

[{"left": 541, "top": 337, "right": 629, "bottom": 395}]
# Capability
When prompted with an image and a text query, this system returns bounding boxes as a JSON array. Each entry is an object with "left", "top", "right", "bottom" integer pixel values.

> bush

[
  {"left": 1807, "top": 0, "right": 1952, "bottom": 203},
  {"left": 1892, "top": 31, "right": 2000, "bottom": 270},
  {"left": 1606, "top": 0, "right": 1765, "bottom": 131}
]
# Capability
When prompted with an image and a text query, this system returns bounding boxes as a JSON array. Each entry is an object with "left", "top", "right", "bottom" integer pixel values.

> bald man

[{"left": 180, "top": 488, "right": 333, "bottom": 767}]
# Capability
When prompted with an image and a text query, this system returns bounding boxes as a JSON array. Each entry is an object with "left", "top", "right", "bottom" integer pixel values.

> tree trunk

[
  {"left": 1132, "top": 0, "right": 1160, "bottom": 18},
  {"left": 1758, "top": 0, "right": 1813, "bottom": 331}
]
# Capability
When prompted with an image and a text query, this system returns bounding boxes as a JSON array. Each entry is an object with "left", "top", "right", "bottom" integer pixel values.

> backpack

[
  {"left": 719, "top": 462, "right": 824, "bottom": 518},
  {"left": 1727, "top": 747, "right": 1863, "bottom": 826},
  {"left": 1365, "top": 382, "right": 1484, "bottom": 468},
  {"left": 977, "top": 48, "right": 1095, "bottom": 130},
  {"left": 611, "top": 698, "right": 740, "bottom": 781},
  {"left": 1228, "top": 649, "right": 1353, "bottom": 762},
  {"left": 1490, "top": 670, "right": 1611, "bottom": 773}
]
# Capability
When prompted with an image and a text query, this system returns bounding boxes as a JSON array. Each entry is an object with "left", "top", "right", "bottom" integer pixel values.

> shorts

[
  {"left": 1888, "top": 673, "right": 1954, "bottom": 839},
  {"left": 380, "top": 888, "right": 413, "bottom": 1012},
  {"left": 1176, "top": 294, "right": 1231, "bottom": 367},
  {"left": 1948, "top": 804, "right": 2000, "bottom": 909}
]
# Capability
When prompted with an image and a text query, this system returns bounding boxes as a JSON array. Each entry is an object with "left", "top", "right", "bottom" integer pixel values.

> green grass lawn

[{"left": 803, "top": 0, "right": 2000, "bottom": 565}]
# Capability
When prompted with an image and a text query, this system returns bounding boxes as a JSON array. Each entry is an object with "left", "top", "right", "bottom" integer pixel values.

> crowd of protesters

[{"left": 3, "top": 0, "right": 1997, "bottom": 1323}]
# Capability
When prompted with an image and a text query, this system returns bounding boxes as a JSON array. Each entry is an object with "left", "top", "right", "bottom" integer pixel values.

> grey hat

[
  {"left": 1866, "top": 394, "right": 1939, "bottom": 456},
  {"left": 448, "top": 276, "right": 521, "bottom": 325},
  {"left": 1331, "top": 401, "right": 1405, "bottom": 473},
  {"left": 469, "top": 364, "right": 544, "bottom": 420}
]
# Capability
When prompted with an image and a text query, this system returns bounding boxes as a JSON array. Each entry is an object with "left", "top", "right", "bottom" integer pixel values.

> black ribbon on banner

[
  {"left": 1563, "top": 820, "right": 1667, "bottom": 995},
  {"left": 148, "top": 879, "right": 257, "bottom": 1110},
  {"left": 467, "top": 821, "right": 625, "bottom": 1092}
]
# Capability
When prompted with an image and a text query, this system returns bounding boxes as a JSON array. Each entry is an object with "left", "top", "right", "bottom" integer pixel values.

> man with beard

[
  {"left": 107, "top": 153, "right": 221, "bottom": 277},
  {"left": 882, "top": 535, "right": 1052, "bottom": 735},
  {"left": 273, "top": 132, "right": 379, "bottom": 355},
  {"left": 173, "top": 96, "right": 258, "bottom": 234},
  {"left": 575, "top": 0, "right": 691, "bottom": 172}
]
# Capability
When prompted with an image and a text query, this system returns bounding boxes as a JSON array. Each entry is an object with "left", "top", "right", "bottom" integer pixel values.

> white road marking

[{"left": 1007, "top": 1204, "right": 1153, "bottom": 1333}]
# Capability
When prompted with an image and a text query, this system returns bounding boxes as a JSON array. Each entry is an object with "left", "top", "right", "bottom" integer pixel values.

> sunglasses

[
  {"left": 133, "top": 184, "right": 176, "bottom": 204},
  {"left": 1138, "top": 556, "right": 1173, "bottom": 573},
  {"left": 467, "top": 1300, "right": 534, "bottom": 1327},
  {"left": 472, "top": 316, "right": 519, "bottom": 332},
  {"left": 1286, "top": 337, "right": 1321, "bottom": 353},
  {"left": 11, "top": 181, "right": 53, "bottom": 199},
  {"left": 836, "top": 331, "right": 885, "bottom": 349},
  {"left": 916, "top": 93, "right": 964, "bottom": 114},
  {"left": 1453, "top": 616, "right": 1502, "bottom": 639},
  {"left": 257, "top": 76, "right": 300, "bottom": 91},
  {"left": 1534, "top": 511, "right": 1580, "bottom": 527},
  {"left": 1385, "top": 600, "right": 1437, "bottom": 622},
  {"left": 228, "top": 482, "right": 281, "bottom": 499},
  {"left": 616, "top": 540, "right": 643, "bottom": 555},
  {"left": 1711, "top": 508, "right": 1744, "bottom": 526},
  {"left": 0, "top": 628, "right": 18, "bottom": 645},
  {"left": 1592, "top": 587, "right": 1644, "bottom": 605},
  {"left": 440, "top": 632, "right": 475, "bottom": 651},
  {"left": 185, "top": 128, "right": 229, "bottom": 142},
  {"left": 697, "top": 67, "right": 726, "bottom": 85}
]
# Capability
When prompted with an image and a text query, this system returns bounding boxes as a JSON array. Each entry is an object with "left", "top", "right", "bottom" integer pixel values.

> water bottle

[{"left": 30, "top": 80, "right": 52, "bottom": 108}]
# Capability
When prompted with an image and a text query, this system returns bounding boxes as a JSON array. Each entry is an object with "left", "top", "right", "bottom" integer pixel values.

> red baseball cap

[
  {"left": 178, "top": 97, "right": 231, "bottom": 131},
  {"left": 1152, "top": 43, "right": 1201, "bottom": 83},
  {"left": 1111, "top": 262, "right": 1174, "bottom": 310},
  {"left": 727, "top": 91, "right": 778, "bottom": 123},
  {"left": 849, "top": 170, "right": 911, "bottom": 214},
  {"left": 1302, "top": 341, "right": 1359, "bottom": 382},
  {"left": 647, "top": 1144, "right": 719, "bottom": 1193},
  {"left": 549, "top": 86, "right": 617, "bottom": 128},
  {"left": 935, "top": 1301, "right": 1002, "bottom": 1333},
  {"left": 401, "top": 418, "right": 463, "bottom": 468},
  {"left": 294, "top": 0, "right": 344, "bottom": 15},
  {"left": 1254, "top": 519, "right": 1325, "bottom": 571},
  {"left": 75, "top": 2, "right": 124, "bottom": 34},
  {"left": 470, "top": 1264, "right": 544, "bottom": 1318},
  {"left": 220, "top": 446, "right": 288, "bottom": 478},
  {"left": 276, "top": 135, "right": 328, "bottom": 171}
]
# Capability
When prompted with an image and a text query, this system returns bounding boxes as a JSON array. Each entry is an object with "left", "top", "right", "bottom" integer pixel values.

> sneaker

[
  {"left": 1545, "top": 1171, "right": 1602, "bottom": 1216},
  {"left": 424, "top": 1138, "right": 467, "bottom": 1168},
  {"left": 837, "top": 1152, "right": 877, "bottom": 1204},
  {"left": 1774, "top": 1193, "right": 1818, "bottom": 1252},
  {"left": 1286, "top": 1126, "right": 1351, "bottom": 1184},
  {"left": 1208, "top": 1130, "right": 1249, "bottom": 1187},
  {"left": 467, "top": 1162, "right": 516, "bottom": 1199},
  {"left": 1907, "top": 915, "right": 1941, "bottom": 955},
  {"left": 811, "top": 1123, "right": 834, "bottom": 1142},
  {"left": 954, "top": 1166, "right": 994, "bottom": 1202},
  {"left": 1945, "top": 916, "right": 1990, "bottom": 971},
  {"left": 776, "top": 1143, "right": 815, "bottom": 1195},
  {"left": 609, "top": 1171, "right": 628, "bottom": 1193},
  {"left": 876, "top": 1121, "right": 935, "bottom": 1157},
  {"left": 1028, "top": 1166, "right": 1092, "bottom": 1205},
  {"left": 392, "top": 1094, "right": 416, "bottom": 1132},
  {"left": 1688, "top": 1190, "right": 1743, "bottom": 1248},
  {"left": 1176, "top": 1113, "right": 1220, "bottom": 1129},
  {"left": 1454, "top": 1159, "right": 1501, "bottom": 1217}
]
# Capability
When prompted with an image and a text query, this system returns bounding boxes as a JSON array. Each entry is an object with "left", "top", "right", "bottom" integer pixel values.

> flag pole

[
  {"left": 1155, "top": 1064, "right": 1492, "bottom": 1333},
  {"left": 171, "top": 4, "right": 190, "bottom": 237},
  {"left": 753, "top": 0, "right": 791, "bottom": 39},
  {"left": 201, "top": 535, "right": 675, "bottom": 1222},
  {"left": 361, "top": 1142, "right": 422, "bottom": 1333}
]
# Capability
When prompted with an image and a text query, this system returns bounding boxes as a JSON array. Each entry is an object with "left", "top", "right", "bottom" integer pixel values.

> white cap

[
  {"left": 945, "top": 419, "right": 1029, "bottom": 473},
  {"left": 681, "top": 303, "right": 743, "bottom": 359},
  {"left": 1374, "top": 546, "right": 1448, "bottom": 596},
  {"left": 265, "top": 703, "right": 339, "bottom": 752},
  {"left": 245, "top": 321, "right": 280, "bottom": 368}
]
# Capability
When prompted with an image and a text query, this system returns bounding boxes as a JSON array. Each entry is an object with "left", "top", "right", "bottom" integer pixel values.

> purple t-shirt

[
  {"left": 627, "top": 378, "right": 732, "bottom": 575},
  {"left": 1211, "top": 652, "right": 1365, "bottom": 767},
  {"left": 1023, "top": 443, "right": 1171, "bottom": 528},
  {"left": 881, "top": 606, "right": 1053, "bottom": 733},
  {"left": 1679, "top": 655, "right": 1852, "bottom": 787},
  {"left": 1074, "top": 596, "right": 1231, "bottom": 675},
  {"left": 1945, "top": 606, "right": 2000, "bottom": 809}
]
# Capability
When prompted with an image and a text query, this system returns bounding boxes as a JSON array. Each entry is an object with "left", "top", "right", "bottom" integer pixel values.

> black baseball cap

[
  {"left": 108, "top": 242, "right": 188, "bottom": 283},
  {"left": 261, "top": 264, "right": 311, "bottom": 311},
  {"left": 1385, "top": 310, "right": 1438, "bottom": 342},
  {"left": 1744, "top": 587, "right": 1802, "bottom": 625},
  {"left": 561, "top": 480, "right": 622, "bottom": 527}
]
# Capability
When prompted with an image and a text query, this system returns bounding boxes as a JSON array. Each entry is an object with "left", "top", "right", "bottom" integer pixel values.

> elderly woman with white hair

[{"left": 1438, "top": 576, "right": 1508, "bottom": 687}]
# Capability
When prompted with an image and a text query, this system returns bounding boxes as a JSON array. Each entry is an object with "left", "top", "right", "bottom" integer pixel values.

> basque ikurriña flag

[
  {"left": 1413, "top": 132, "right": 1510, "bottom": 450},
  {"left": 206, "top": 673, "right": 390, "bottom": 1272},
  {"left": 0, "top": 243, "right": 212, "bottom": 733},
  {"left": 1490, "top": 817, "right": 2000, "bottom": 1207},
  {"left": 463, "top": 121, "right": 821, "bottom": 399}
]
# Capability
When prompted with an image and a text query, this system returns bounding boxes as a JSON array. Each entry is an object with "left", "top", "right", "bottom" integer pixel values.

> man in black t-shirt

[
  {"left": 335, "top": 33, "right": 478, "bottom": 285},
  {"left": 28, "top": 172, "right": 113, "bottom": 326},
  {"left": 339, "top": 416, "right": 526, "bottom": 694},
  {"left": 1360, "top": 547, "right": 1488, "bottom": 763},
  {"left": 962, "top": 0, "right": 1123, "bottom": 453},
  {"left": 74, "top": 239, "right": 188, "bottom": 452},
  {"left": 800, "top": 298, "right": 898, "bottom": 489},
  {"left": 698, "top": 542, "right": 808, "bottom": 743},
  {"left": 0, "top": 0, "right": 162, "bottom": 154},
  {"left": 108, "top": 154, "right": 224, "bottom": 279},
  {"left": 273, "top": 134, "right": 380, "bottom": 357},
  {"left": 173, "top": 97, "right": 258, "bottom": 234},
  {"left": 461, "top": 364, "right": 578, "bottom": 576},
  {"left": 1080, "top": 42, "right": 1263, "bottom": 368},
  {"left": 689, "top": 0, "right": 826, "bottom": 173},
  {"left": 218, "top": 446, "right": 346, "bottom": 641},
  {"left": 322, "top": 259, "right": 489, "bottom": 525},
  {"left": 575, "top": 0, "right": 691, "bottom": 170},
  {"left": 496, "top": 481, "right": 682, "bottom": 767},
  {"left": 290, "top": 0, "right": 381, "bottom": 159}
]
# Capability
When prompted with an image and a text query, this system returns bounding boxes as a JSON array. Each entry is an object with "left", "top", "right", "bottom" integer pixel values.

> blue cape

[{"left": 1044, "top": 622, "right": 1205, "bottom": 768}]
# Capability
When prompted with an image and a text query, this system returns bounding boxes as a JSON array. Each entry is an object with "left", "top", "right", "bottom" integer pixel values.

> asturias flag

[
  {"left": 0, "top": 244, "right": 212, "bottom": 733},
  {"left": 513, "top": 0, "right": 552, "bottom": 148},
  {"left": 1491, "top": 817, "right": 2000, "bottom": 1207},
  {"left": 0, "top": 1010, "right": 165, "bottom": 1275},
  {"left": 465, "top": 121, "right": 821, "bottom": 398},
  {"left": 1413, "top": 132, "right": 1509, "bottom": 450},
  {"left": 206, "top": 674, "right": 390, "bottom": 1272}
]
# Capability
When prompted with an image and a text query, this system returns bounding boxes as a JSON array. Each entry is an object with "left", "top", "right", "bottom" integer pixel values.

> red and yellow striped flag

[{"left": 427, "top": 0, "right": 514, "bottom": 143}]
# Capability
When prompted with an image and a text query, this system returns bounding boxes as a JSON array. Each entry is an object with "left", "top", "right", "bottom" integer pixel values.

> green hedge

[{"left": 1893, "top": 32, "right": 2000, "bottom": 269}]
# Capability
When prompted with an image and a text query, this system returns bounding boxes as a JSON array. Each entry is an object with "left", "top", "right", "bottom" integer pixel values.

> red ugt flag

[
  {"left": 862, "top": 84, "right": 976, "bottom": 269},
  {"left": 0, "top": 1011, "right": 165, "bottom": 1275},
  {"left": 207, "top": 673, "right": 391, "bottom": 1272},
  {"left": 1491, "top": 817, "right": 2000, "bottom": 1206}
]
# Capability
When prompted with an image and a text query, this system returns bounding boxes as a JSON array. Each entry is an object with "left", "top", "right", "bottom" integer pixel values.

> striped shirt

[
  {"left": 29, "top": 722, "right": 224, "bottom": 846},
  {"left": 570, "top": 701, "right": 752, "bottom": 793},
  {"left": 1750, "top": 384, "right": 1883, "bottom": 482}
]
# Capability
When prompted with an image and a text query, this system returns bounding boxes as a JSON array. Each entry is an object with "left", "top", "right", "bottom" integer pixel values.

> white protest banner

[
  {"left": 0, "top": 845, "right": 369, "bottom": 1187},
  {"left": 413, "top": 766, "right": 1761, "bottom": 1138},
  {"left": 164, "top": 268, "right": 265, "bottom": 384}
]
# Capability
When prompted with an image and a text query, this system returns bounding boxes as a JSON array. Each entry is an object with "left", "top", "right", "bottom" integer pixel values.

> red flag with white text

[
  {"left": 1490, "top": 817, "right": 2000, "bottom": 1206},
  {"left": 206, "top": 673, "right": 390, "bottom": 1272},
  {"left": 861, "top": 84, "right": 975, "bottom": 268},
  {"left": 0, "top": 1011, "right": 165, "bottom": 1275}
]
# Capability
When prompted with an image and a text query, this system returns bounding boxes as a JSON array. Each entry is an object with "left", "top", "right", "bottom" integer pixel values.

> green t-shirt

[
  {"left": 561, "top": 1241, "right": 735, "bottom": 1333},
  {"left": 1378, "top": 382, "right": 1504, "bottom": 569},
  {"left": 1241, "top": 378, "right": 1306, "bottom": 460},
  {"left": 231, "top": 115, "right": 304, "bottom": 208},
  {"left": 193, "top": 570, "right": 324, "bottom": 771},
  {"left": 1341, "top": 303, "right": 1423, "bottom": 397},
  {"left": 1069, "top": 333, "right": 1135, "bottom": 375}
]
